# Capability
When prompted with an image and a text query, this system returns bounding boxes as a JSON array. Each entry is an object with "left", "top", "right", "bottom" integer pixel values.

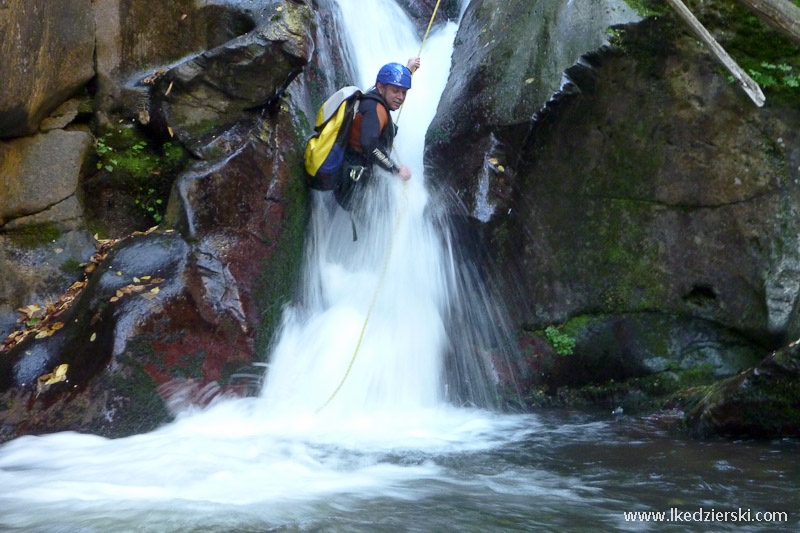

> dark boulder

[{"left": 683, "top": 342, "right": 800, "bottom": 439}]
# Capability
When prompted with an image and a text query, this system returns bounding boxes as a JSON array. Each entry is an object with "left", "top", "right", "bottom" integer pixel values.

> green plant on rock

[
  {"left": 134, "top": 188, "right": 164, "bottom": 223},
  {"left": 94, "top": 127, "right": 188, "bottom": 225},
  {"left": 544, "top": 325, "right": 576, "bottom": 356},
  {"left": 746, "top": 62, "right": 800, "bottom": 89}
]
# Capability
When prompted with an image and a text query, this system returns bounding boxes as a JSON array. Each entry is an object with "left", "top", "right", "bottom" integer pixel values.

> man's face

[{"left": 377, "top": 82, "right": 408, "bottom": 111}]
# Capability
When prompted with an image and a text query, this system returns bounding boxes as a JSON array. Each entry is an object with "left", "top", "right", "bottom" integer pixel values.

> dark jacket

[
  {"left": 345, "top": 88, "right": 398, "bottom": 174},
  {"left": 334, "top": 88, "right": 399, "bottom": 211}
]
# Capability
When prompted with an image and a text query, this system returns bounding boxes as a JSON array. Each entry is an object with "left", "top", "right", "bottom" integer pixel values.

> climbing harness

[{"left": 316, "top": 0, "right": 443, "bottom": 413}]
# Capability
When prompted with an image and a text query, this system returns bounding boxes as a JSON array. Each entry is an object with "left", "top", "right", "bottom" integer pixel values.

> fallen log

[
  {"left": 735, "top": 0, "right": 800, "bottom": 47},
  {"left": 665, "top": 0, "right": 766, "bottom": 107}
]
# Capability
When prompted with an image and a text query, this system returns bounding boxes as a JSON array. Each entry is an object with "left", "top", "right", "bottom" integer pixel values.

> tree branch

[
  {"left": 734, "top": 0, "right": 800, "bottom": 47},
  {"left": 665, "top": 0, "right": 766, "bottom": 107}
]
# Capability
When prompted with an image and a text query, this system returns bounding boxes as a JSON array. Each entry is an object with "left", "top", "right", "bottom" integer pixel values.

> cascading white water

[
  {"left": 0, "top": 1, "right": 533, "bottom": 530},
  {"left": 2, "top": 3, "right": 797, "bottom": 531},
  {"left": 263, "top": 0, "right": 459, "bottom": 415}
]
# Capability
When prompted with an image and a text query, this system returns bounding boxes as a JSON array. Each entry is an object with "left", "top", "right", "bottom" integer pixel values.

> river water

[{"left": 0, "top": 0, "right": 798, "bottom": 531}]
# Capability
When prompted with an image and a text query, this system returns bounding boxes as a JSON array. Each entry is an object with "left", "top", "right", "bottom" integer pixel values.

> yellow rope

[
  {"left": 315, "top": 184, "right": 408, "bottom": 413},
  {"left": 316, "top": 0, "right": 442, "bottom": 413}
]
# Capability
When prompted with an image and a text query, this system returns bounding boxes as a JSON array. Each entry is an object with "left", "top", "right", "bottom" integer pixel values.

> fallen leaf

[
  {"left": 133, "top": 277, "right": 141, "bottom": 283},
  {"left": 525, "top": 78, "right": 534, "bottom": 84},
  {"left": 497, "top": 165, "right": 505, "bottom": 172},
  {"left": 488, "top": 157, "right": 499, "bottom": 165},
  {"left": 165, "top": 81, "right": 173, "bottom": 96},
  {"left": 90, "top": 332, "right": 97, "bottom": 342},
  {"left": 53, "top": 364, "right": 68, "bottom": 380},
  {"left": 150, "top": 287, "right": 160, "bottom": 294},
  {"left": 36, "top": 364, "right": 68, "bottom": 394}
]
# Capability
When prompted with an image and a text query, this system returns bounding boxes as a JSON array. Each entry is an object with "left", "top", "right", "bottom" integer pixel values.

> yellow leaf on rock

[
  {"left": 525, "top": 78, "right": 535, "bottom": 84},
  {"left": 488, "top": 157, "right": 499, "bottom": 165},
  {"left": 36, "top": 364, "right": 68, "bottom": 394},
  {"left": 150, "top": 287, "right": 160, "bottom": 294},
  {"left": 497, "top": 165, "right": 505, "bottom": 172},
  {"left": 53, "top": 364, "right": 68, "bottom": 379}
]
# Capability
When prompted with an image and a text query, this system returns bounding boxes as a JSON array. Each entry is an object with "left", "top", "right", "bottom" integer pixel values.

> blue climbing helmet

[{"left": 376, "top": 62, "right": 412, "bottom": 89}]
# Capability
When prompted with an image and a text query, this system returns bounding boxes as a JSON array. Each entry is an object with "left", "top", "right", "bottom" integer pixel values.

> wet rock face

[
  {"left": 149, "top": 0, "right": 314, "bottom": 155},
  {"left": 0, "top": 0, "right": 95, "bottom": 138},
  {"left": 0, "top": 0, "right": 323, "bottom": 441},
  {"left": 425, "top": 0, "right": 639, "bottom": 208},
  {"left": 425, "top": 1, "right": 800, "bottom": 434},
  {"left": 428, "top": 10, "right": 800, "bottom": 346},
  {"left": 500, "top": 24, "right": 800, "bottom": 345},
  {"left": 0, "top": 130, "right": 92, "bottom": 227},
  {"left": 394, "top": 0, "right": 462, "bottom": 33}
]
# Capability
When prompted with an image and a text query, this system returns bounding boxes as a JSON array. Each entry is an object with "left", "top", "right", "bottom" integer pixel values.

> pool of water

[{"left": 1, "top": 407, "right": 796, "bottom": 532}]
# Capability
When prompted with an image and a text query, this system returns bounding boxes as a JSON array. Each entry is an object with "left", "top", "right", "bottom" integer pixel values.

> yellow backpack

[{"left": 304, "top": 86, "right": 362, "bottom": 190}]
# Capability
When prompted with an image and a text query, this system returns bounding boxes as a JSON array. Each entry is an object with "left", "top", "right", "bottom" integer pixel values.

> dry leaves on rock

[
  {"left": 0, "top": 226, "right": 169, "bottom": 354},
  {"left": 36, "top": 363, "right": 69, "bottom": 395}
]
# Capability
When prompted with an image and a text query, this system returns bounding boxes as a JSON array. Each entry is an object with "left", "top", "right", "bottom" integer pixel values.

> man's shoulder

[{"left": 360, "top": 90, "right": 388, "bottom": 110}]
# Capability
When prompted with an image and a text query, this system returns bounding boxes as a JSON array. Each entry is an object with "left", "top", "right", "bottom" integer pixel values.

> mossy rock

[{"left": 682, "top": 342, "right": 800, "bottom": 438}]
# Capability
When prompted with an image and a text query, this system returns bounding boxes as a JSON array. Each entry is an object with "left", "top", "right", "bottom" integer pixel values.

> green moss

[
  {"left": 95, "top": 125, "right": 189, "bottom": 224},
  {"left": 622, "top": 0, "right": 666, "bottom": 17},
  {"left": 526, "top": 362, "right": 721, "bottom": 413},
  {"left": 83, "top": 348, "right": 172, "bottom": 439},
  {"left": 59, "top": 258, "right": 83, "bottom": 274},
  {"left": 2, "top": 222, "right": 61, "bottom": 247},
  {"left": 561, "top": 314, "right": 593, "bottom": 337},
  {"left": 589, "top": 200, "right": 663, "bottom": 312},
  {"left": 425, "top": 125, "right": 448, "bottom": 145},
  {"left": 253, "top": 112, "right": 310, "bottom": 360}
]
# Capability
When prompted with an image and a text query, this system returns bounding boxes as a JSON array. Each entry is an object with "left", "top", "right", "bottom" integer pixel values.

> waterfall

[
  {"left": 262, "top": 0, "right": 517, "bottom": 414},
  {"left": 0, "top": 1, "right": 529, "bottom": 529}
]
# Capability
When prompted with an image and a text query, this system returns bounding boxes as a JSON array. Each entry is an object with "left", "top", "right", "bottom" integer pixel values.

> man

[{"left": 334, "top": 57, "right": 420, "bottom": 210}]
